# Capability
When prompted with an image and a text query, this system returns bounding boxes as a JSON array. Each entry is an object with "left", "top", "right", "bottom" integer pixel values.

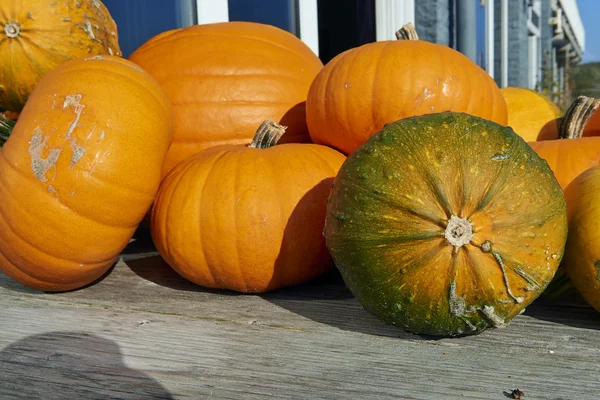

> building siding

[{"left": 415, "top": 0, "right": 452, "bottom": 47}]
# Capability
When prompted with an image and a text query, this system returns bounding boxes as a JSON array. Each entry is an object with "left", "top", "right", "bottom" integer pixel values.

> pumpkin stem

[
  {"left": 0, "top": 113, "right": 15, "bottom": 147},
  {"left": 395, "top": 23, "right": 419, "bottom": 41},
  {"left": 444, "top": 215, "right": 473, "bottom": 252},
  {"left": 249, "top": 120, "right": 287, "bottom": 149},
  {"left": 4, "top": 22, "right": 21, "bottom": 38},
  {"left": 559, "top": 96, "right": 600, "bottom": 139}
]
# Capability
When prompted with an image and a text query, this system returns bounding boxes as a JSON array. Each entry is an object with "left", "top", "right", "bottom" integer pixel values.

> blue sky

[{"left": 580, "top": 0, "right": 600, "bottom": 63}]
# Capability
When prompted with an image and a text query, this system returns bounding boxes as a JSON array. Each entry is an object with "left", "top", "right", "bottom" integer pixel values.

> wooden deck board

[{"left": 1, "top": 234, "right": 599, "bottom": 399}]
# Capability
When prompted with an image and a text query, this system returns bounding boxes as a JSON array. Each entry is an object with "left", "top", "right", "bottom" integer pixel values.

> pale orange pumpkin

[
  {"left": 129, "top": 21, "right": 323, "bottom": 177},
  {"left": 150, "top": 121, "right": 346, "bottom": 293},
  {"left": 0, "top": 55, "right": 173, "bottom": 291},
  {"left": 0, "top": 0, "right": 121, "bottom": 112},
  {"left": 306, "top": 24, "right": 507, "bottom": 155},
  {"left": 501, "top": 87, "right": 561, "bottom": 141}
]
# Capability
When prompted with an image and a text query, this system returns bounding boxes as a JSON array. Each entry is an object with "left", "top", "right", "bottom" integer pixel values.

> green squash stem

[
  {"left": 559, "top": 95, "right": 600, "bottom": 139},
  {"left": 248, "top": 120, "right": 287, "bottom": 149},
  {"left": 0, "top": 113, "right": 15, "bottom": 147}
]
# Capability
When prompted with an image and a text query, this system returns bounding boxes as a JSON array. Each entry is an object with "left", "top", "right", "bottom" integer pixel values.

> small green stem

[{"left": 0, "top": 113, "right": 15, "bottom": 147}]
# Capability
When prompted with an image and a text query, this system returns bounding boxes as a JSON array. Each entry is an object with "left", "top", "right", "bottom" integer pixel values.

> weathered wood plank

[{"left": 1, "top": 234, "right": 599, "bottom": 399}]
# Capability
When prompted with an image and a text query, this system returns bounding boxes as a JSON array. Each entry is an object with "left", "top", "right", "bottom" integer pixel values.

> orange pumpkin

[
  {"left": 580, "top": 98, "right": 600, "bottom": 137},
  {"left": 129, "top": 21, "right": 323, "bottom": 177},
  {"left": 150, "top": 121, "right": 346, "bottom": 293},
  {"left": 0, "top": 0, "right": 121, "bottom": 112},
  {"left": 501, "top": 87, "right": 561, "bottom": 141},
  {"left": 528, "top": 96, "right": 600, "bottom": 190},
  {"left": 528, "top": 138, "right": 600, "bottom": 189},
  {"left": 561, "top": 164, "right": 600, "bottom": 312},
  {"left": 0, "top": 55, "right": 173, "bottom": 291},
  {"left": 306, "top": 24, "right": 508, "bottom": 155}
]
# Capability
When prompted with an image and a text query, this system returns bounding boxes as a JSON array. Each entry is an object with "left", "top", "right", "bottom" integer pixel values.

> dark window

[
  {"left": 317, "top": 0, "right": 376, "bottom": 64},
  {"left": 103, "top": 0, "right": 196, "bottom": 58},
  {"left": 228, "top": 0, "right": 299, "bottom": 36}
]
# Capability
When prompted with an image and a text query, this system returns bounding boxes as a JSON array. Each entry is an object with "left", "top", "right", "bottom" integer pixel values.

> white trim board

[
  {"left": 196, "top": 0, "right": 229, "bottom": 25},
  {"left": 375, "top": 0, "right": 415, "bottom": 42}
]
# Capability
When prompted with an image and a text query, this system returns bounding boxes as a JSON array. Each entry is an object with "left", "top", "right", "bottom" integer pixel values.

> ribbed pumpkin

[
  {"left": 528, "top": 96, "right": 600, "bottom": 190},
  {"left": 562, "top": 165, "right": 600, "bottom": 312},
  {"left": 325, "top": 112, "right": 567, "bottom": 336},
  {"left": 151, "top": 121, "right": 345, "bottom": 293},
  {"left": 129, "top": 21, "right": 323, "bottom": 177},
  {"left": 0, "top": 0, "right": 121, "bottom": 112},
  {"left": 306, "top": 24, "right": 508, "bottom": 155},
  {"left": 0, "top": 55, "right": 173, "bottom": 291},
  {"left": 501, "top": 87, "right": 561, "bottom": 141},
  {"left": 528, "top": 138, "right": 600, "bottom": 189}
]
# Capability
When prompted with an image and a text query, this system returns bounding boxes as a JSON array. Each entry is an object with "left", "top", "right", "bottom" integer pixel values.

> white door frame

[{"left": 375, "top": 0, "right": 415, "bottom": 42}]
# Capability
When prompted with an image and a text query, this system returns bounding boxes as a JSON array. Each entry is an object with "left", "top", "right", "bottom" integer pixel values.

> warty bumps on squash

[
  {"left": 0, "top": 0, "right": 121, "bottom": 112},
  {"left": 0, "top": 55, "right": 173, "bottom": 291},
  {"left": 129, "top": 21, "right": 323, "bottom": 177},
  {"left": 306, "top": 24, "right": 508, "bottom": 155},
  {"left": 325, "top": 112, "right": 567, "bottom": 336}
]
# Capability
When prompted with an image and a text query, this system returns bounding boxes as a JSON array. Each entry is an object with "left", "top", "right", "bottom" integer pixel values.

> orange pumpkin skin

[
  {"left": 0, "top": 0, "right": 121, "bottom": 112},
  {"left": 528, "top": 137, "right": 600, "bottom": 189},
  {"left": 562, "top": 165, "right": 600, "bottom": 312},
  {"left": 129, "top": 21, "right": 323, "bottom": 177},
  {"left": 501, "top": 87, "right": 561, "bottom": 141},
  {"left": 150, "top": 137, "right": 346, "bottom": 293},
  {"left": 0, "top": 56, "right": 173, "bottom": 291},
  {"left": 582, "top": 109, "right": 600, "bottom": 137},
  {"left": 306, "top": 40, "right": 508, "bottom": 155}
]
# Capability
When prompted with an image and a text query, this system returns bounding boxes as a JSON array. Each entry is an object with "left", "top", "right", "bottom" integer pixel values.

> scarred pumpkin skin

[
  {"left": 0, "top": 0, "right": 121, "bottom": 112},
  {"left": 562, "top": 165, "right": 600, "bottom": 312},
  {"left": 129, "top": 21, "right": 323, "bottom": 177},
  {"left": 306, "top": 40, "right": 508, "bottom": 155},
  {"left": 528, "top": 137, "right": 600, "bottom": 189},
  {"left": 325, "top": 112, "right": 567, "bottom": 336},
  {"left": 501, "top": 87, "right": 561, "bottom": 141},
  {"left": 150, "top": 131, "right": 346, "bottom": 293},
  {"left": 0, "top": 56, "right": 173, "bottom": 291}
]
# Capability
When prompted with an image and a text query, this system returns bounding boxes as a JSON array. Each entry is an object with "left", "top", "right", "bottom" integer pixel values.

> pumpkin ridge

[
  {"left": 303, "top": 145, "right": 348, "bottom": 175},
  {"left": 160, "top": 149, "right": 209, "bottom": 268},
  {"left": 0, "top": 153, "right": 136, "bottom": 233},
  {"left": 370, "top": 43, "right": 393, "bottom": 131},
  {"left": 170, "top": 99, "right": 302, "bottom": 107},
  {"left": 71, "top": 62, "right": 173, "bottom": 122},
  {"left": 231, "top": 147, "right": 247, "bottom": 291},
  {"left": 161, "top": 72, "right": 310, "bottom": 86},
  {"left": 339, "top": 175, "right": 448, "bottom": 228},
  {"left": 134, "top": 30, "right": 319, "bottom": 69},
  {"left": 198, "top": 150, "right": 232, "bottom": 288},
  {"left": 0, "top": 191, "right": 120, "bottom": 268}
]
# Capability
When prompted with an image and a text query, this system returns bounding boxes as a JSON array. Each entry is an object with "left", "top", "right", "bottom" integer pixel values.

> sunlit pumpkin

[
  {"left": 306, "top": 24, "right": 507, "bottom": 155},
  {"left": 325, "top": 112, "right": 567, "bottom": 336},
  {"left": 0, "top": 55, "right": 173, "bottom": 291},
  {"left": 561, "top": 165, "right": 600, "bottom": 312},
  {"left": 0, "top": 0, "right": 121, "bottom": 112},
  {"left": 501, "top": 87, "right": 561, "bottom": 141},
  {"left": 151, "top": 120, "right": 345, "bottom": 293},
  {"left": 129, "top": 21, "right": 323, "bottom": 177}
]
